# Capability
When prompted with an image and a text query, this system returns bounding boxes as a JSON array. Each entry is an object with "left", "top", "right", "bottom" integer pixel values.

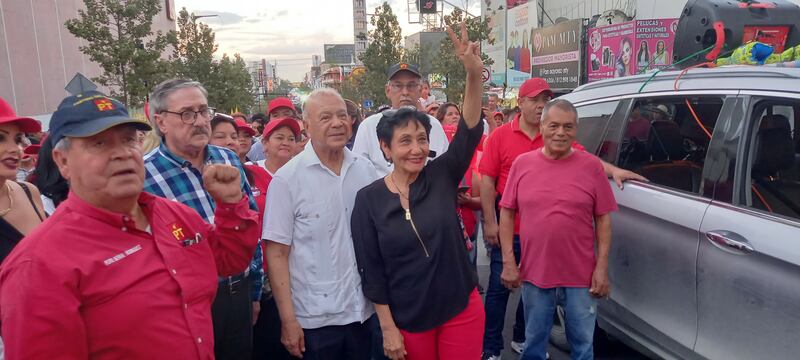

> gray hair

[
  {"left": 302, "top": 88, "right": 345, "bottom": 121},
  {"left": 541, "top": 99, "right": 578, "bottom": 124},
  {"left": 488, "top": 93, "right": 500, "bottom": 100},
  {"left": 53, "top": 137, "right": 71, "bottom": 151},
  {"left": 149, "top": 79, "right": 208, "bottom": 136}
]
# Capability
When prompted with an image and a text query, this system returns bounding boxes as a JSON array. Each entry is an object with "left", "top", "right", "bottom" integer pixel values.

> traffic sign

[
  {"left": 481, "top": 67, "right": 491, "bottom": 83},
  {"left": 363, "top": 99, "right": 374, "bottom": 108},
  {"left": 65, "top": 73, "right": 97, "bottom": 95}
]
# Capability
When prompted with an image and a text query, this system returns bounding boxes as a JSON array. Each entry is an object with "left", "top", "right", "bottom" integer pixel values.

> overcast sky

[{"left": 173, "top": 0, "right": 480, "bottom": 82}]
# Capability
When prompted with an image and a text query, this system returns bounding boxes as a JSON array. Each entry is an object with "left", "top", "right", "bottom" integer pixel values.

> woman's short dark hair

[
  {"left": 32, "top": 137, "right": 68, "bottom": 210},
  {"left": 211, "top": 114, "right": 237, "bottom": 132},
  {"left": 376, "top": 107, "right": 432, "bottom": 148},
  {"left": 434, "top": 102, "right": 460, "bottom": 123}
]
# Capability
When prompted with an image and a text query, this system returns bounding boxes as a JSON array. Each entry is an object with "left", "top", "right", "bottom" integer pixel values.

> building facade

[
  {"left": 353, "top": 0, "right": 367, "bottom": 65},
  {"left": 0, "top": 0, "right": 176, "bottom": 118}
]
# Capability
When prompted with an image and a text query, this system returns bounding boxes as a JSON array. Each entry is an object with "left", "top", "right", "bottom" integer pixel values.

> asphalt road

[{"left": 475, "top": 243, "right": 651, "bottom": 360}]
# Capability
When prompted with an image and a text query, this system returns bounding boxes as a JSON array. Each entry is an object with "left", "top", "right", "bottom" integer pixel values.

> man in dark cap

[
  {"left": 0, "top": 91, "right": 260, "bottom": 359},
  {"left": 352, "top": 63, "right": 450, "bottom": 176}
]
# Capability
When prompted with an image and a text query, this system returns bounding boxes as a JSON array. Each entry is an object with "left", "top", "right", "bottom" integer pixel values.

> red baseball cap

[
  {"left": 518, "top": 78, "right": 553, "bottom": 99},
  {"left": 234, "top": 118, "right": 256, "bottom": 137},
  {"left": 492, "top": 111, "right": 504, "bottom": 119},
  {"left": 0, "top": 97, "right": 41, "bottom": 133},
  {"left": 262, "top": 117, "right": 301, "bottom": 139},
  {"left": 268, "top": 98, "right": 296, "bottom": 115},
  {"left": 24, "top": 135, "right": 46, "bottom": 156}
]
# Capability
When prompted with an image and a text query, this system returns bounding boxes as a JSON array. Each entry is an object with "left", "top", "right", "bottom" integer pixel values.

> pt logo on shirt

[
  {"left": 171, "top": 224, "right": 185, "bottom": 240},
  {"left": 172, "top": 223, "right": 202, "bottom": 247}
]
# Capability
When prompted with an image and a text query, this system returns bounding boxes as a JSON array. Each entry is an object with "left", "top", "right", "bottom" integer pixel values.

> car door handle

[{"left": 705, "top": 230, "right": 755, "bottom": 254}]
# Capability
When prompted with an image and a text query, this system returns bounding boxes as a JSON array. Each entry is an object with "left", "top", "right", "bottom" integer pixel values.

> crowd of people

[{"left": 0, "top": 23, "right": 645, "bottom": 360}]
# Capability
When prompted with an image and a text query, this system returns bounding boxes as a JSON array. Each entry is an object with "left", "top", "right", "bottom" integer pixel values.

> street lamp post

[{"left": 191, "top": 14, "right": 219, "bottom": 21}]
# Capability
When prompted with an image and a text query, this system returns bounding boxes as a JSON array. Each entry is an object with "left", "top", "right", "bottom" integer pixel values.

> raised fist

[{"left": 203, "top": 164, "right": 243, "bottom": 204}]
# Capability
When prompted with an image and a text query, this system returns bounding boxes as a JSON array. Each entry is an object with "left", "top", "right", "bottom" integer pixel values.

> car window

[
  {"left": 615, "top": 96, "right": 724, "bottom": 195},
  {"left": 575, "top": 101, "right": 619, "bottom": 154},
  {"left": 744, "top": 100, "right": 800, "bottom": 221}
]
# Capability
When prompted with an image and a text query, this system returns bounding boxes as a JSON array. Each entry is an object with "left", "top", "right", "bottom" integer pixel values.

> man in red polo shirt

[
  {"left": 478, "top": 78, "right": 643, "bottom": 358},
  {"left": 0, "top": 92, "right": 260, "bottom": 359}
]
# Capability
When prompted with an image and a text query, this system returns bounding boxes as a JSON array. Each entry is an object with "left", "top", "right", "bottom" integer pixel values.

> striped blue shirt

[{"left": 143, "top": 143, "right": 263, "bottom": 301}]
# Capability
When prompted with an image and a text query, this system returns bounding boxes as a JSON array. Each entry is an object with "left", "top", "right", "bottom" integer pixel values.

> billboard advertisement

[
  {"left": 531, "top": 19, "right": 583, "bottom": 90},
  {"left": 587, "top": 19, "right": 677, "bottom": 82},
  {"left": 506, "top": 2, "right": 536, "bottom": 88},
  {"left": 324, "top": 44, "right": 356, "bottom": 64},
  {"left": 586, "top": 21, "right": 636, "bottom": 82},
  {"left": 482, "top": 0, "right": 507, "bottom": 85},
  {"left": 634, "top": 19, "right": 678, "bottom": 74},
  {"left": 506, "top": 0, "right": 529, "bottom": 10}
]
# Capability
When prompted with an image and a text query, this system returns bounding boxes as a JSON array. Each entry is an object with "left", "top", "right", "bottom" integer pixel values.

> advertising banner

[
  {"left": 506, "top": 2, "right": 536, "bottom": 87},
  {"left": 482, "top": 0, "right": 507, "bottom": 85},
  {"left": 586, "top": 21, "right": 636, "bottom": 82},
  {"left": 506, "top": 0, "right": 529, "bottom": 10},
  {"left": 634, "top": 19, "right": 678, "bottom": 74},
  {"left": 531, "top": 19, "right": 583, "bottom": 90},
  {"left": 587, "top": 19, "right": 677, "bottom": 82}
]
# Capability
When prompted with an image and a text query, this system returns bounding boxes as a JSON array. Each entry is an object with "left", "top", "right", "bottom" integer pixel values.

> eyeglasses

[
  {"left": 161, "top": 107, "right": 216, "bottom": 124},
  {"left": 388, "top": 82, "right": 421, "bottom": 92}
]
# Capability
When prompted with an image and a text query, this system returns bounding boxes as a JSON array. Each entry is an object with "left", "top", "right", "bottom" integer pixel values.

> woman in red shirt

[
  {"left": 247, "top": 117, "right": 301, "bottom": 360},
  {"left": 245, "top": 117, "right": 300, "bottom": 222}
]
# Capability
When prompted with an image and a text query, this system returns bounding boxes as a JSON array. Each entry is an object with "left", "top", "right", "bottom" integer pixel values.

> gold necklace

[
  {"left": 388, "top": 173, "right": 429, "bottom": 257},
  {"left": 389, "top": 173, "right": 411, "bottom": 219},
  {"left": 0, "top": 182, "right": 13, "bottom": 217}
]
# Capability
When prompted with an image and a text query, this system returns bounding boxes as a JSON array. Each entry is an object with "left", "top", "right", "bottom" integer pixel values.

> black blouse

[{"left": 351, "top": 117, "right": 484, "bottom": 332}]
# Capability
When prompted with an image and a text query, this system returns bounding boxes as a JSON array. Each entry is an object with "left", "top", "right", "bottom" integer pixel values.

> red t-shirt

[
  {"left": 499, "top": 150, "right": 618, "bottom": 288},
  {"left": 520, "top": 47, "right": 531, "bottom": 74},
  {"left": 479, "top": 114, "right": 585, "bottom": 232},
  {"left": 245, "top": 162, "right": 274, "bottom": 273},
  {"left": 444, "top": 124, "right": 485, "bottom": 238}
]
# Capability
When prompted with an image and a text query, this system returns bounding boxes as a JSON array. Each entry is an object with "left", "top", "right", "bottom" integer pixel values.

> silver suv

[{"left": 553, "top": 67, "right": 800, "bottom": 359}]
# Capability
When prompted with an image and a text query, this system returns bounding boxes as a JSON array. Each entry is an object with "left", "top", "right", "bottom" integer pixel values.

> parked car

[{"left": 548, "top": 66, "right": 800, "bottom": 360}]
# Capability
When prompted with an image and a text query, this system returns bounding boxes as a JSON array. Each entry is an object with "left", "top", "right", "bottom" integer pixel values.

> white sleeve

[
  {"left": 261, "top": 175, "right": 295, "bottom": 245},
  {"left": 352, "top": 118, "right": 374, "bottom": 161},
  {"left": 427, "top": 115, "right": 450, "bottom": 158},
  {"left": 353, "top": 116, "right": 390, "bottom": 176}
]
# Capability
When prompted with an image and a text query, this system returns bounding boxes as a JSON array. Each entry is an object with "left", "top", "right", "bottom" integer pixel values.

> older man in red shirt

[
  {"left": 0, "top": 92, "right": 260, "bottom": 359},
  {"left": 499, "top": 99, "right": 617, "bottom": 360},
  {"left": 479, "top": 78, "right": 643, "bottom": 358}
]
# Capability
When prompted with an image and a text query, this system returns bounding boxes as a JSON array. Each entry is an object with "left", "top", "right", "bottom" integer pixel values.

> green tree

[
  {"left": 169, "top": 8, "right": 217, "bottom": 87},
  {"left": 431, "top": 8, "right": 493, "bottom": 103},
  {"left": 359, "top": 2, "right": 404, "bottom": 106},
  {"left": 65, "top": 0, "right": 171, "bottom": 106},
  {"left": 170, "top": 8, "right": 254, "bottom": 113},
  {"left": 214, "top": 53, "right": 254, "bottom": 113}
]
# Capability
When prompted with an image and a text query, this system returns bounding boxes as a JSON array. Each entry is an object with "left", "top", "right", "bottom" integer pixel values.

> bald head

[{"left": 302, "top": 88, "right": 351, "bottom": 152}]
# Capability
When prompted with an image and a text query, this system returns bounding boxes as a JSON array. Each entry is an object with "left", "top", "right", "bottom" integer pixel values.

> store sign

[{"left": 530, "top": 19, "right": 583, "bottom": 90}]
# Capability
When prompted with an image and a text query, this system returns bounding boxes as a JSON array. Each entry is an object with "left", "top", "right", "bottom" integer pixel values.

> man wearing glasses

[
  {"left": 143, "top": 79, "right": 264, "bottom": 359},
  {"left": 352, "top": 63, "right": 450, "bottom": 176}
]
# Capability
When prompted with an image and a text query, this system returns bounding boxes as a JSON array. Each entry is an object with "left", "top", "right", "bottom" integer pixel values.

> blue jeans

[
  {"left": 520, "top": 283, "right": 597, "bottom": 360},
  {"left": 482, "top": 238, "right": 525, "bottom": 355}
]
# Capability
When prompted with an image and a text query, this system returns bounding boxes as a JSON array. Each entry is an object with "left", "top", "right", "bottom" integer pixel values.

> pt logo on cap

[
  {"left": 400, "top": 63, "right": 408, "bottom": 69},
  {"left": 94, "top": 98, "right": 115, "bottom": 112}
]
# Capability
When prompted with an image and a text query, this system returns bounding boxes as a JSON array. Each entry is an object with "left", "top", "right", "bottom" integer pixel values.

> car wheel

[{"left": 549, "top": 305, "right": 571, "bottom": 352}]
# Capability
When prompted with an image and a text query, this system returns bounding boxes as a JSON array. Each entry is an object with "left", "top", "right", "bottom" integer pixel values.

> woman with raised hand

[{"left": 351, "top": 22, "right": 486, "bottom": 360}]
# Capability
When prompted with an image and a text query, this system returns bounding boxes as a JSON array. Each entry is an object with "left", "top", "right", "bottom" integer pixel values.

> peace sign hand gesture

[{"left": 446, "top": 21, "right": 483, "bottom": 74}]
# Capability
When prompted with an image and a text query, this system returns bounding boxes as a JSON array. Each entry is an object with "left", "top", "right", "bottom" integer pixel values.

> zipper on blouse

[{"left": 404, "top": 207, "right": 430, "bottom": 258}]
